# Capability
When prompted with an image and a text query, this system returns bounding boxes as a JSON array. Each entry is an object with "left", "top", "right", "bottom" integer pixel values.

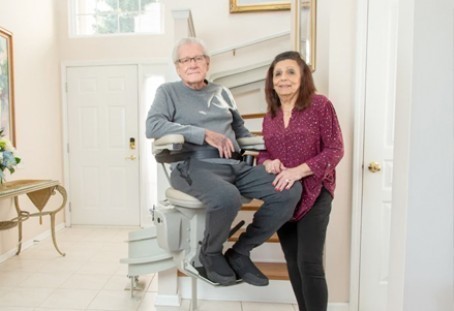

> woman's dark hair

[{"left": 264, "top": 51, "right": 316, "bottom": 117}]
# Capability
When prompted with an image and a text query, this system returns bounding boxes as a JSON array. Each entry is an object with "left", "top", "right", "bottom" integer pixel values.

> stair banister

[
  {"left": 211, "top": 31, "right": 290, "bottom": 57},
  {"left": 172, "top": 9, "right": 196, "bottom": 40}
]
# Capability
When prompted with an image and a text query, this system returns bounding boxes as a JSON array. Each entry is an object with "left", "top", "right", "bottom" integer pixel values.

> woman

[{"left": 257, "top": 51, "right": 344, "bottom": 311}]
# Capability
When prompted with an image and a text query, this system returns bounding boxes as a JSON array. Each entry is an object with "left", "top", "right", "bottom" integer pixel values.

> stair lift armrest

[
  {"left": 238, "top": 136, "right": 265, "bottom": 151},
  {"left": 238, "top": 136, "right": 265, "bottom": 167},
  {"left": 152, "top": 134, "right": 188, "bottom": 163},
  {"left": 152, "top": 134, "right": 185, "bottom": 155},
  {"left": 152, "top": 135, "right": 265, "bottom": 164}
]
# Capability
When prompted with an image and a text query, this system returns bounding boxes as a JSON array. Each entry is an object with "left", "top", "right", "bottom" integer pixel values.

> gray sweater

[{"left": 146, "top": 80, "right": 251, "bottom": 156}]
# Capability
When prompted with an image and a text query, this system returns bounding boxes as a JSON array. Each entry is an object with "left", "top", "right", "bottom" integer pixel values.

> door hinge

[{"left": 69, "top": 202, "right": 72, "bottom": 212}]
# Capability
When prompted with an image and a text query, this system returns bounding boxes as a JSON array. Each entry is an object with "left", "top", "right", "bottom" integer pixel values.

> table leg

[
  {"left": 14, "top": 197, "right": 23, "bottom": 255},
  {"left": 47, "top": 185, "right": 67, "bottom": 257},
  {"left": 1, "top": 180, "right": 68, "bottom": 257},
  {"left": 15, "top": 220, "right": 23, "bottom": 255},
  {"left": 50, "top": 212, "right": 65, "bottom": 256},
  {"left": 27, "top": 185, "right": 67, "bottom": 256}
]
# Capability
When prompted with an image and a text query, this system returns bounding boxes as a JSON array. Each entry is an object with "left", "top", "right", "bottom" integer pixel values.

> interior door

[
  {"left": 66, "top": 65, "right": 140, "bottom": 225},
  {"left": 359, "top": 0, "right": 398, "bottom": 309}
]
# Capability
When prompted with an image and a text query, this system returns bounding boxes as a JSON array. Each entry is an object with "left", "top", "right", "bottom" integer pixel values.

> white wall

[
  {"left": 388, "top": 0, "right": 454, "bottom": 310},
  {"left": 0, "top": 0, "right": 63, "bottom": 254},
  {"left": 55, "top": 1, "right": 291, "bottom": 64},
  {"left": 326, "top": 0, "right": 356, "bottom": 301}
]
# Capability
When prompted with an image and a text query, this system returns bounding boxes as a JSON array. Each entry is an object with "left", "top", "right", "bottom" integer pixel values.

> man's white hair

[{"left": 172, "top": 37, "right": 210, "bottom": 63}]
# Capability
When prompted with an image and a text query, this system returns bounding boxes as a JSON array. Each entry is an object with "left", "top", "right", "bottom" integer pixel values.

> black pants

[
  {"left": 277, "top": 188, "right": 332, "bottom": 311},
  {"left": 171, "top": 158, "right": 302, "bottom": 256}
]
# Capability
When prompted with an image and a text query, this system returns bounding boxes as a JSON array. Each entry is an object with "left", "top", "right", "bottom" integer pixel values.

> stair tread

[
  {"left": 229, "top": 228, "right": 279, "bottom": 243},
  {"left": 256, "top": 262, "right": 289, "bottom": 280},
  {"left": 241, "top": 199, "right": 264, "bottom": 211}
]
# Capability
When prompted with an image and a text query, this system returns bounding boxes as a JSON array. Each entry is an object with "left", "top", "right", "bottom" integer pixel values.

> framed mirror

[
  {"left": 292, "top": 0, "right": 316, "bottom": 71},
  {"left": 230, "top": 1, "right": 316, "bottom": 71},
  {"left": 229, "top": 0, "right": 290, "bottom": 13},
  {"left": 0, "top": 27, "right": 15, "bottom": 144}
]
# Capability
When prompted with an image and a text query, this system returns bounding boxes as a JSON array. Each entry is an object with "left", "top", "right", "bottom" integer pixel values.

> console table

[{"left": 0, "top": 179, "right": 67, "bottom": 256}]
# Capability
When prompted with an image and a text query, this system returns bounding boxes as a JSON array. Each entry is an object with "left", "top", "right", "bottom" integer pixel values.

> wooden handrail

[{"left": 242, "top": 113, "right": 266, "bottom": 119}]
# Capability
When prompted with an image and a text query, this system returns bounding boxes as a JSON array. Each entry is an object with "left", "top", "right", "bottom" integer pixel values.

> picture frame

[
  {"left": 229, "top": 0, "right": 290, "bottom": 13},
  {"left": 0, "top": 27, "right": 15, "bottom": 144}
]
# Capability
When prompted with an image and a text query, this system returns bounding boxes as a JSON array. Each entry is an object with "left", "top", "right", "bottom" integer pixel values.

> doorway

[
  {"left": 64, "top": 62, "right": 170, "bottom": 226},
  {"left": 351, "top": 0, "right": 398, "bottom": 310}
]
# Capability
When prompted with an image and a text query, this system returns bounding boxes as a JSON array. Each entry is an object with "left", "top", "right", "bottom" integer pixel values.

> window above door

[{"left": 69, "top": 0, "right": 163, "bottom": 37}]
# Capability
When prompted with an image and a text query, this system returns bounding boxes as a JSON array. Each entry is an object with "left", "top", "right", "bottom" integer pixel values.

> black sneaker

[
  {"left": 225, "top": 248, "right": 269, "bottom": 286},
  {"left": 199, "top": 251, "right": 236, "bottom": 286}
]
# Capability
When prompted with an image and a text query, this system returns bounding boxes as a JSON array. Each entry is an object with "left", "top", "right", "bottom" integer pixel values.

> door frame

[
  {"left": 349, "top": 0, "right": 405, "bottom": 309},
  {"left": 60, "top": 59, "right": 169, "bottom": 227},
  {"left": 349, "top": 0, "right": 373, "bottom": 310}
]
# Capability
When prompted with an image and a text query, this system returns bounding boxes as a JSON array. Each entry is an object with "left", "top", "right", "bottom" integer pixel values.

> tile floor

[{"left": 0, "top": 226, "right": 298, "bottom": 310}]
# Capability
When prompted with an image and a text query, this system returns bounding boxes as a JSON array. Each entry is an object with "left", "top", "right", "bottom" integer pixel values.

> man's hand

[{"left": 205, "top": 129, "right": 235, "bottom": 158}]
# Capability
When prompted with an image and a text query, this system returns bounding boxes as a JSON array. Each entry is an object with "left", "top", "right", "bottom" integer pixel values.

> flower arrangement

[{"left": 0, "top": 129, "right": 20, "bottom": 184}]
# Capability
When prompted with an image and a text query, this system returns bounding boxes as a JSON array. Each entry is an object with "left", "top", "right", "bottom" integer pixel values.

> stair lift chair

[{"left": 121, "top": 134, "right": 265, "bottom": 309}]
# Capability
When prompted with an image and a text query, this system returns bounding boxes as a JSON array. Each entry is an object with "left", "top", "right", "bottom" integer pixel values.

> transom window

[{"left": 70, "top": 0, "right": 163, "bottom": 37}]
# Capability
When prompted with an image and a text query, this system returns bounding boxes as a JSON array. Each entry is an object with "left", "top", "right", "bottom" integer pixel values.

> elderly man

[{"left": 145, "top": 37, "right": 301, "bottom": 286}]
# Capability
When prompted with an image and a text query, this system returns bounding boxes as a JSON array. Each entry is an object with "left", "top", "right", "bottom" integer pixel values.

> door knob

[
  {"left": 368, "top": 161, "right": 381, "bottom": 173},
  {"left": 125, "top": 155, "right": 137, "bottom": 160}
]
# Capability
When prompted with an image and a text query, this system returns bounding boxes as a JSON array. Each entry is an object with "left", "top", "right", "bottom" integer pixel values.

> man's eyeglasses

[{"left": 176, "top": 55, "right": 207, "bottom": 65}]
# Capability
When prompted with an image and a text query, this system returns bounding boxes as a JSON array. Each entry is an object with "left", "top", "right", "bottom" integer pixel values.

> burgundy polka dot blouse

[{"left": 257, "top": 94, "right": 344, "bottom": 221}]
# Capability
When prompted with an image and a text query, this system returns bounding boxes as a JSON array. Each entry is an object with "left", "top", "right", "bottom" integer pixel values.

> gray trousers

[{"left": 170, "top": 158, "right": 302, "bottom": 256}]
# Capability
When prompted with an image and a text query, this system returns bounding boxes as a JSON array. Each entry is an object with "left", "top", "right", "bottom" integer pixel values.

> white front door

[
  {"left": 359, "top": 0, "right": 398, "bottom": 309},
  {"left": 66, "top": 65, "right": 140, "bottom": 225}
]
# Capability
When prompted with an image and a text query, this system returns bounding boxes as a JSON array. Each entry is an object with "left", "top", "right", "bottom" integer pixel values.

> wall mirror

[
  {"left": 230, "top": 0, "right": 316, "bottom": 71},
  {"left": 292, "top": 0, "right": 316, "bottom": 71},
  {"left": 0, "top": 27, "right": 15, "bottom": 144}
]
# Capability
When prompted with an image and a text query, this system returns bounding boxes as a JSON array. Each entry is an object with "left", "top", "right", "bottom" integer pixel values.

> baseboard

[
  {"left": 0, "top": 247, "right": 19, "bottom": 264},
  {"left": 179, "top": 278, "right": 296, "bottom": 304},
  {"left": 178, "top": 277, "right": 349, "bottom": 310},
  {"left": 0, "top": 223, "right": 66, "bottom": 264}
]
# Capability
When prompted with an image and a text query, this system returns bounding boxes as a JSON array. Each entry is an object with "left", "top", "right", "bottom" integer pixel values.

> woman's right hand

[{"left": 264, "top": 159, "right": 285, "bottom": 174}]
